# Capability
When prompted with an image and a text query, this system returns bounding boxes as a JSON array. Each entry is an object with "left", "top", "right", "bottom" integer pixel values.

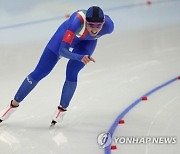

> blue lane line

[
  {"left": 105, "top": 0, "right": 180, "bottom": 12},
  {"left": 0, "top": 0, "right": 180, "bottom": 31},
  {"left": 104, "top": 76, "right": 179, "bottom": 154},
  {"left": 0, "top": 16, "right": 64, "bottom": 30}
]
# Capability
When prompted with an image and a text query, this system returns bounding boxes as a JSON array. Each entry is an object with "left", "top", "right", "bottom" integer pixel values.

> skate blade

[
  {"left": 50, "top": 120, "right": 57, "bottom": 127},
  {"left": 50, "top": 123, "right": 55, "bottom": 127}
]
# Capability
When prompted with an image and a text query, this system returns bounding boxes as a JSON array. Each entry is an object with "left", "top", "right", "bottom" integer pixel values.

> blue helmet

[{"left": 86, "top": 6, "right": 104, "bottom": 23}]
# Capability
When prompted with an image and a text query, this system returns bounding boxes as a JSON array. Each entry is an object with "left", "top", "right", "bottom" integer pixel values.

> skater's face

[{"left": 86, "top": 21, "right": 104, "bottom": 37}]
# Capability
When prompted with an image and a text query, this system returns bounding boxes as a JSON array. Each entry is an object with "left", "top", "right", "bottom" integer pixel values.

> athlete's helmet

[{"left": 86, "top": 6, "right": 104, "bottom": 23}]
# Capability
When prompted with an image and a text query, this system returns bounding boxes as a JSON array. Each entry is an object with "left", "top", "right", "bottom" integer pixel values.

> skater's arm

[
  {"left": 59, "top": 12, "right": 95, "bottom": 64},
  {"left": 59, "top": 42, "right": 95, "bottom": 64},
  {"left": 59, "top": 42, "right": 84, "bottom": 61},
  {"left": 58, "top": 14, "right": 84, "bottom": 61}
]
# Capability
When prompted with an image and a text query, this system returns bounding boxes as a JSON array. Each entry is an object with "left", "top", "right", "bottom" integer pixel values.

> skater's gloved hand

[{"left": 81, "top": 55, "right": 95, "bottom": 65}]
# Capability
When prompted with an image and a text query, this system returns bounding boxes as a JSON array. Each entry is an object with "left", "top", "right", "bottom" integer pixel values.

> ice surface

[{"left": 0, "top": 0, "right": 180, "bottom": 154}]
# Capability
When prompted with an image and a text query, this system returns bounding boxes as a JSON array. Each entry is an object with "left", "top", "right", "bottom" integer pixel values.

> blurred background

[{"left": 0, "top": 0, "right": 180, "bottom": 154}]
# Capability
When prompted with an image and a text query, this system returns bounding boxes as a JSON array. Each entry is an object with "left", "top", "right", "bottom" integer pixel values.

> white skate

[
  {"left": 50, "top": 106, "right": 67, "bottom": 126},
  {"left": 0, "top": 101, "right": 19, "bottom": 123}
]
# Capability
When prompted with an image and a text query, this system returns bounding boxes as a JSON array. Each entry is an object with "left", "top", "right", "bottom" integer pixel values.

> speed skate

[
  {"left": 0, "top": 101, "right": 19, "bottom": 123},
  {"left": 50, "top": 106, "right": 67, "bottom": 127}
]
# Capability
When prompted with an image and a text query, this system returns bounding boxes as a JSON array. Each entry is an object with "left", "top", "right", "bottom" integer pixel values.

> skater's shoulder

[{"left": 102, "top": 15, "right": 114, "bottom": 34}]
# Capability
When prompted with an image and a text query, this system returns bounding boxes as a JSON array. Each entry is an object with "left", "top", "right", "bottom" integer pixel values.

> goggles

[{"left": 86, "top": 21, "right": 104, "bottom": 28}]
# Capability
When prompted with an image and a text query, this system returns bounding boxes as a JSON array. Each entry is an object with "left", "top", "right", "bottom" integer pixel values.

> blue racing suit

[{"left": 14, "top": 10, "right": 114, "bottom": 108}]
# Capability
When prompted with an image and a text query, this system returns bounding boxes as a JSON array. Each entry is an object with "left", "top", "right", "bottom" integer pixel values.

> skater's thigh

[
  {"left": 66, "top": 60, "right": 85, "bottom": 82},
  {"left": 31, "top": 48, "right": 59, "bottom": 81},
  {"left": 65, "top": 40, "right": 97, "bottom": 82}
]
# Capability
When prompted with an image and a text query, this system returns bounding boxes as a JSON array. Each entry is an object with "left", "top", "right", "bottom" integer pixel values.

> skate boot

[
  {"left": 0, "top": 100, "right": 19, "bottom": 123},
  {"left": 50, "top": 106, "right": 67, "bottom": 126}
]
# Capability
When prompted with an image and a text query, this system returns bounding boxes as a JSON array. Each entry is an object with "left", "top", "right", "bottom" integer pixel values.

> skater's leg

[
  {"left": 60, "top": 60, "right": 85, "bottom": 108},
  {"left": 60, "top": 40, "right": 97, "bottom": 108},
  {"left": 0, "top": 48, "right": 59, "bottom": 122},
  {"left": 51, "top": 60, "right": 84, "bottom": 124},
  {"left": 14, "top": 48, "right": 59, "bottom": 104},
  {"left": 51, "top": 40, "right": 97, "bottom": 125},
  {"left": 59, "top": 40, "right": 97, "bottom": 108}
]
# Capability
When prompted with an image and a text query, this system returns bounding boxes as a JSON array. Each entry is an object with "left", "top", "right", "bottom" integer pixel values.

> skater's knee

[
  {"left": 30, "top": 68, "right": 49, "bottom": 81},
  {"left": 26, "top": 74, "right": 39, "bottom": 83}
]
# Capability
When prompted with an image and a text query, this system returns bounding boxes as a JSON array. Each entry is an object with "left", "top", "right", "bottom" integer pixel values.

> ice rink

[{"left": 0, "top": 0, "right": 180, "bottom": 154}]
